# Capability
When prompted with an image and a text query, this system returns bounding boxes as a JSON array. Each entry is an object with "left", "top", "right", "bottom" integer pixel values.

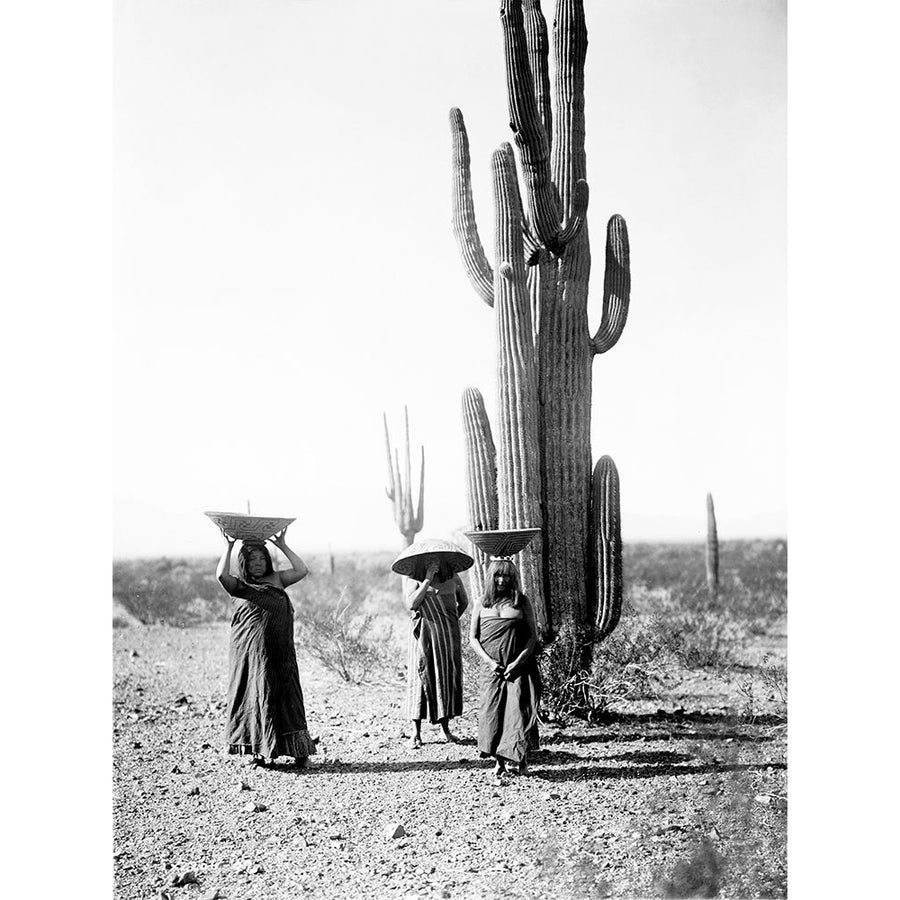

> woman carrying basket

[
  {"left": 469, "top": 557, "right": 540, "bottom": 782},
  {"left": 216, "top": 528, "right": 317, "bottom": 768}
]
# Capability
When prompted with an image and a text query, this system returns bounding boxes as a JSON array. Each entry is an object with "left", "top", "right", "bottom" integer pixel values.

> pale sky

[{"left": 113, "top": 0, "right": 786, "bottom": 558}]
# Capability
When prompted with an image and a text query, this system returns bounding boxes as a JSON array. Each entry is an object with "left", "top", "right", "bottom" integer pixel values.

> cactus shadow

[
  {"left": 269, "top": 758, "right": 486, "bottom": 776},
  {"left": 551, "top": 730, "right": 774, "bottom": 746},
  {"left": 530, "top": 759, "right": 785, "bottom": 783}
]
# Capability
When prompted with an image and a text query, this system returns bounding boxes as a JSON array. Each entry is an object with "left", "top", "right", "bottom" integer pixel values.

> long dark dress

[
  {"left": 406, "top": 581, "right": 464, "bottom": 723},
  {"left": 225, "top": 578, "right": 316, "bottom": 760},
  {"left": 477, "top": 611, "right": 540, "bottom": 765}
]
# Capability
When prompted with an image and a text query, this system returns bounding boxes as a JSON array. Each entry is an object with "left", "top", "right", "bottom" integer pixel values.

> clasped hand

[{"left": 492, "top": 661, "right": 519, "bottom": 680}]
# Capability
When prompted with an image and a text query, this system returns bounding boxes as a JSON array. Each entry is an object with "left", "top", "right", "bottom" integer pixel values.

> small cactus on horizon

[
  {"left": 706, "top": 492, "right": 719, "bottom": 599},
  {"left": 384, "top": 407, "right": 425, "bottom": 549}
]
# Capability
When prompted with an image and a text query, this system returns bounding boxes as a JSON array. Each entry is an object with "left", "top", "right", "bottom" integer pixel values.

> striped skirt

[{"left": 406, "top": 590, "right": 463, "bottom": 723}]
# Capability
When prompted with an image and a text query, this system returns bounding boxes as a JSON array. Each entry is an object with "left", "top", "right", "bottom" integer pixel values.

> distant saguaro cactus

[
  {"left": 706, "top": 492, "right": 719, "bottom": 599},
  {"left": 383, "top": 407, "right": 425, "bottom": 549},
  {"left": 450, "top": 0, "right": 632, "bottom": 680}
]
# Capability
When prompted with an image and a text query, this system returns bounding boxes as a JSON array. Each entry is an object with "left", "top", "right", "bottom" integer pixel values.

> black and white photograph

[
  {"left": 111, "top": 1, "right": 788, "bottom": 897},
  {"left": 10, "top": 0, "right": 897, "bottom": 897},
  {"left": 0, "top": 0, "right": 900, "bottom": 900}
]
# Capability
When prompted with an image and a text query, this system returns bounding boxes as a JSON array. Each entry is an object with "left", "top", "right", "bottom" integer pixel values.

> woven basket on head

[
  {"left": 463, "top": 528, "right": 541, "bottom": 559},
  {"left": 204, "top": 511, "right": 296, "bottom": 543},
  {"left": 391, "top": 538, "right": 474, "bottom": 581}
]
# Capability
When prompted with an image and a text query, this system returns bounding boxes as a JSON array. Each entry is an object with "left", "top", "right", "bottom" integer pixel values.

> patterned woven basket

[
  {"left": 204, "top": 511, "right": 296, "bottom": 543},
  {"left": 463, "top": 528, "right": 541, "bottom": 558}
]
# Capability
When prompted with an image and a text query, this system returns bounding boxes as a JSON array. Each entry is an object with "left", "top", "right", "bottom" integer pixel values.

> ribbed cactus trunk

[
  {"left": 491, "top": 144, "right": 548, "bottom": 636},
  {"left": 706, "top": 492, "right": 719, "bottom": 599},
  {"left": 450, "top": 0, "right": 631, "bottom": 683},
  {"left": 462, "top": 388, "right": 498, "bottom": 599},
  {"left": 384, "top": 407, "right": 425, "bottom": 549}
]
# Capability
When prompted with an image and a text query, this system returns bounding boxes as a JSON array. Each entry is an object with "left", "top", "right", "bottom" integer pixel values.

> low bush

[{"left": 295, "top": 589, "right": 396, "bottom": 685}]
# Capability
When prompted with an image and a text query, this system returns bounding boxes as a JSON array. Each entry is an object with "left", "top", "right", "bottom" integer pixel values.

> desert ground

[{"left": 113, "top": 541, "right": 786, "bottom": 899}]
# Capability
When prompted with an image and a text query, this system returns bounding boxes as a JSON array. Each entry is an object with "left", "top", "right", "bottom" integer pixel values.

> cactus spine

[
  {"left": 706, "top": 492, "right": 719, "bottom": 599},
  {"left": 383, "top": 407, "right": 425, "bottom": 549},
  {"left": 450, "top": 0, "right": 631, "bottom": 680}
]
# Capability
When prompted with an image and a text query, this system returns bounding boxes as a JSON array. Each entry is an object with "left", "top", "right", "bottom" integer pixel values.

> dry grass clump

[{"left": 295, "top": 589, "right": 396, "bottom": 685}]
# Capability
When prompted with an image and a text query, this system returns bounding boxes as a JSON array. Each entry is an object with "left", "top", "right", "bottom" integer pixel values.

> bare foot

[
  {"left": 409, "top": 736, "right": 423, "bottom": 750},
  {"left": 491, "top": 761, "right": 506, "bottom": 785},
  {"left": 441, "top": 731, "right": 459, "bottom": 744}
]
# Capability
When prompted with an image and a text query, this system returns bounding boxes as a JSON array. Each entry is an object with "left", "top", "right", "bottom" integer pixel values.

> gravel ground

[{"left": 113, "top": 624, "right": 786, "bottom": 899}]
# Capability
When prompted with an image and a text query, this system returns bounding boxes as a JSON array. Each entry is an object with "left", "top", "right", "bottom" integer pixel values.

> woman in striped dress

[
  {"left": 216, "top": 529, "right": 317, "bottom": 767},
  {"left": 405, "top": 559, "right": 469, "bottom": 748}
]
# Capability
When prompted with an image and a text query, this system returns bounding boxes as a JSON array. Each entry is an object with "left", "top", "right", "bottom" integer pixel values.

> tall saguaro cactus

[
  {"left": 450, "top": 0, "right": 631, "bottom": 680},
  {"left": 706, "top": 492, "right": 719, "bottom": 599},
  {"left": 383, "top": 407, "right": 425, "bottom": 549}
]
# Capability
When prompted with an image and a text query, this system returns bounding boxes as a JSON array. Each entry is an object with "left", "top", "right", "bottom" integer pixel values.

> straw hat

[
  {"left": 463, "top": 528, "right": 540, "bottom": 559},
  {"left": 391, "top": 538, "right": 474, "bottom": 580},
  {"left": 204, "top": 511, "right": 295, "bottom": 542}
]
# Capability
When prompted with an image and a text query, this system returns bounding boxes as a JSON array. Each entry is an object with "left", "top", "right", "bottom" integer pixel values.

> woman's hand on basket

[
  {"left": 268, "top": 528, "right": 288, "bottom": 549},
  {"left": 220, "top": 528, "right": 236, "bottom": 547},
  {"left": 424, "top": 561, "right": 440, "bottom": 583}
]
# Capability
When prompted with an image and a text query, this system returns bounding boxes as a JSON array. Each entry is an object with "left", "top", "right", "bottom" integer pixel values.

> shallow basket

[
  {"left": 463, "top": 528, "right": 541, "bottom": 558},
  {"left": 204, "top": 511, "right": 296, "bottom": 543}
]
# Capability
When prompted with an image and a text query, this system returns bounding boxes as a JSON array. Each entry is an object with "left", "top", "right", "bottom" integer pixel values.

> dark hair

[
  {"left": 482, "top": 558, "right": 521, "bottom": 608},
  {"left": 238, "top": 542, "right": 274, "bottom": 582}
]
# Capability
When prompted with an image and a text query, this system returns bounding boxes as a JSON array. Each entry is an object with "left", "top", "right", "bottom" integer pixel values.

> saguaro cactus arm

[
  {"left": 522, "top": 0, "right": 553, "bottom": 141},
  {"left": 591, "top": 455, "right": 623, "bottom": 640},
  {"left": 500, "top": 0, "right": 561, "bottom": 251},
  {"left": 551, "top": 0, "right": 589, "bottom": 210},
  {"left": 591, "top": 214, "right": 631, "bottom": 355},
  {"left": 450, "top": 108, "right": 495, "bottom": 307}
]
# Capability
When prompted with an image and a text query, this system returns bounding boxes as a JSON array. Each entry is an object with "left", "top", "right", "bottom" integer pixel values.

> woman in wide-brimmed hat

[
  {"left": 394, "top": 542, "right": 471, "bottom": 749},
  {"left": 215, "top": 527, "right": 317, "bottom": 768}
]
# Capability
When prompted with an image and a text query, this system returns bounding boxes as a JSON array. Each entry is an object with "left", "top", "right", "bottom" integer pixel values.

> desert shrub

[
  {"left": 654, "top": 839, "right": 724, "bottom": 898},
  {"left": 760, "top": 659, "right": 787, "bottom": 705},
  {"left": 295, "top": 589, "right": 396, "bottom": 685},
  {"left": 625, "top": 539, "right": 787, "bottom": 629},
  {"left": 112, "top": 557, "right": 229, "bottom": 626},
  {"left": 542, "top": 604, "right": 677, "bottom": 720}
]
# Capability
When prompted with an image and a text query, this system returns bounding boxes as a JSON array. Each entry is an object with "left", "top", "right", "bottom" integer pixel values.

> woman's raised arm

[
  {"left": 405, "top": 560, "right": 440, "bottom": 611},
  {"left": 268, "top": 529, "right": 309, "bottom": 587},
  {"left": 216, "top": 531, "right": 241, "bottom": 595}
]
